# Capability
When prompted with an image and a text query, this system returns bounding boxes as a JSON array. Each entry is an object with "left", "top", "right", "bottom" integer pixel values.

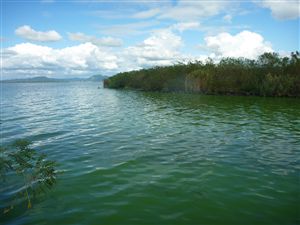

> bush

[{"left": 104, "top": 52, "right": 300, "bottom": 97}]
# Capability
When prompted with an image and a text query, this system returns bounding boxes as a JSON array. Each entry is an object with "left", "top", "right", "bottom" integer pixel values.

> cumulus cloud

[
  {"left": 2, "top": 30, "right": 183, "bottom": 78},
  {"left": 2, "top": 42, "right": 118, "bottom": 78},
  {"left": 259, "top": 0, "right": 300, "bottom": 20},
  {"left": 204, "top": 30, "right": 273, "bottom": 59},
  {"left": 123, "top": 30, "right": 183, "bottom": 68},
  {"left": 68, "top": 32, "right": 122, "bottom": 47},
  {"left": 2, "top": 30, "right": 185, "bottom": 78},
  {"left": 3, "top": 29, "right": 275, "bottom": 79},
  {"left": 15, "top": 25, "right": 62, "bottom": 42}
]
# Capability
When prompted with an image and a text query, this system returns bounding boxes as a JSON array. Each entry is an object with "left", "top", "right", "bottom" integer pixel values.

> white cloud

[
  {"left": 223, "top": 14, "right": 232, "bottom": 23},
  {"left": 3, "top": 29, "right": 276, "bottom": 79},
  {"left": 2, "top": 30, "right": 184, "bottom": 78},
  {"left": 132, "top": 8, "right": 161, "bottom": 19},
  {"left": 158, "top": 1, "right": 232, "bottom": 21},
  {"left": 68, "top": 32, "right": 122, "bottom": 47},
  {"left": 102, "top": 1, "right": 236, "bottom": 22},
  {"left": 122, "top": 30, "right": 183, "bottom": 69},
  {"left": 171, "top": 22, "right": 201, "bottom": 32},
  {"left": 88, "top": 1, "right": 171, "bottom": 19},
  {"left": 259, "top": 0, "right": 300, "bottom": 20},
  {"left": 97, "top": 21, "right": 160, "bottom": 37},
  {"left": 15, "top": 25, "right": 62, "bottom": 42},
  {"left": 204, "top": 30, "right": 273, "bottom": 59},
  {"left": 2, "top": 42, "right": 118, "bottom": 78},
  {"left": 91, "top": 1, "right": 239, "bottom": 37},
  {"left": 89, "top": 9, "right": 135, "bottom": 20}
]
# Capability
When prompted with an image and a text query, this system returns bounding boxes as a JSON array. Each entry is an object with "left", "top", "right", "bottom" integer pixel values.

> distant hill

[
  {"left": 1, "top": 76, "right": 62, "bottom": 83},
  {"left": 1, "top": 75, "right": 108, "bottom": 83},
  {"left": 86, "top": 75, "right": 108, "bottom": 81}
]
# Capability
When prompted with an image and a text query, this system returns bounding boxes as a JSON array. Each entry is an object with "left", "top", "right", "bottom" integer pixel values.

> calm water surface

[{"left": 1, "top": 82, "right": 300, "bottom": 225}]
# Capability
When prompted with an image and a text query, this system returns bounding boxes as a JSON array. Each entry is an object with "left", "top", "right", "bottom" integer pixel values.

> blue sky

[{"left": 1, "top": 0, "right": 299, "bottom": 79}]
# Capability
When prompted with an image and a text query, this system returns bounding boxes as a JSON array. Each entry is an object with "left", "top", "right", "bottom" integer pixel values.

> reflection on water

[{"left": 1, "top": 82, "right": 300, "bottom": 225}]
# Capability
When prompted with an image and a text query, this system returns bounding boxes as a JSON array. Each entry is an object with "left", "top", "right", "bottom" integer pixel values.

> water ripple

[{"left": 1, "top": 83, "right": 299, "bottom": 225}]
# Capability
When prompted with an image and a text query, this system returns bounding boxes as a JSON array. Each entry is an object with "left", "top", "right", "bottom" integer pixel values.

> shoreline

[{"left": 104, "top": 52, "right": 300, "bottom": 98}]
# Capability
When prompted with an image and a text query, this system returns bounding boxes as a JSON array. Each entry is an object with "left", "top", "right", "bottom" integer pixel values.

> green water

[{"left": 1, "top": 82, "right": 300, "bottom": 225}]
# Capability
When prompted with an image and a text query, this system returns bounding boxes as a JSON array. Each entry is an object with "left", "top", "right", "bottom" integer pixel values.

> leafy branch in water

[{"left": 0, "top": 139, "right": 57, "bottom": 214}]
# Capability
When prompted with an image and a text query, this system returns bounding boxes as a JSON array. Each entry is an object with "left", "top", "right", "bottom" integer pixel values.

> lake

[{"left": 1, "top": 82, "right": 299, "bottom": 225}]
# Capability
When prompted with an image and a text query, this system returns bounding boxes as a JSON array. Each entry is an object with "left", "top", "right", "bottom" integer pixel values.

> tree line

[{"left": 104, "top": 52, "right": 300, "bottom": 97}]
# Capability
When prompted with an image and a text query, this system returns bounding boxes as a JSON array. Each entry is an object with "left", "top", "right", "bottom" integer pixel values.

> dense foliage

[
  {"left": 104, "top": 52, "right": 300, "bottom": 97},
  {"left": 0, "top": 140, "right": 56, "bottom": 214}
]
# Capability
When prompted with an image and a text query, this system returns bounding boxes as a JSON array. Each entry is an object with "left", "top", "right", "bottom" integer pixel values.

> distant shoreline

[{"left": 1, "top": 75, "right": 108, "bottom": 83}]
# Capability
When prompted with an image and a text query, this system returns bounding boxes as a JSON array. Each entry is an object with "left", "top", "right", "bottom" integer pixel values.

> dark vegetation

[
  {"left": 104, "top": 52, "right": 300, "bottom": 97},
  {"left": 0, "top": 140, "right": 56, "bottom": 214}
]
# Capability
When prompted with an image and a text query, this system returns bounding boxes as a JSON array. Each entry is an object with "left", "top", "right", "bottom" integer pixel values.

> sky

[{"left": 1, "top": 0, "right": 299, "bottom": 79}]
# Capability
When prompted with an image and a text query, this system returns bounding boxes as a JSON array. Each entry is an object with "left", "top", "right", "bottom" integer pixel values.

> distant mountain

[
  {"left": 1, "top": 76, "right": 62, "bottom": 83},
  {"left": 86, "top": 75, "right": 108, "bottom": 81},
  {"left": 1, "top": 75, "right": 108, "bottom": 83}
]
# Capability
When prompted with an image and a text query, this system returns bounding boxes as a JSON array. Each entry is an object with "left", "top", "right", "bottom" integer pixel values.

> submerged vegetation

[
  {"left": 0, "top": 140, "right": 56, "bottom": 214},
  {"left": 104, "top": 52, "right": 300, "bottom": 97}
]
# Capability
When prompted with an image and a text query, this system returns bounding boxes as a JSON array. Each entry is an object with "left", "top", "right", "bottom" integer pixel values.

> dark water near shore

[{"left": 1, "top": 82, "right": 300, "bottom": 225}]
